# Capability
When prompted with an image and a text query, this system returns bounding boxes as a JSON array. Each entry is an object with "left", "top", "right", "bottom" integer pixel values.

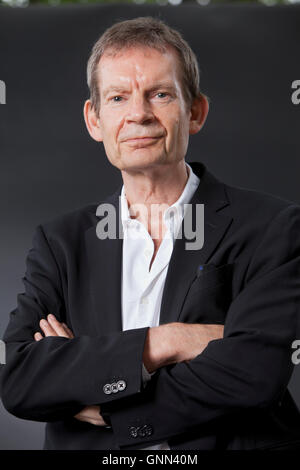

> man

[{"left": 2, "top": 16, "right": 300, "bottom": 450}]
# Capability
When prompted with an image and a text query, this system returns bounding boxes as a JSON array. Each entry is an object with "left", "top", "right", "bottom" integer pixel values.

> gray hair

[{"left": 86, "top": 16, "right": 202, "bottom": 115}]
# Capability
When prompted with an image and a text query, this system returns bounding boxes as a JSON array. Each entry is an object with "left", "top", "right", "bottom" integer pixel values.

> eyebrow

[{"left": 102, "top": 82, "right": 177, "bottom": 98}]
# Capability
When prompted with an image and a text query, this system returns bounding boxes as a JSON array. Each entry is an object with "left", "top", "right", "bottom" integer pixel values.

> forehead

[{"left": 97, "top": 46, "right": 182, "bottom": 89}]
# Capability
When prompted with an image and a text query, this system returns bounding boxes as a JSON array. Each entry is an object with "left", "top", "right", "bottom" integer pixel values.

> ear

[
  {"left": 83, "top": 99, "right": 103, "bottom": 142},
  {"left": 189, "top": 93, "right": 209, "bottom": 135}
]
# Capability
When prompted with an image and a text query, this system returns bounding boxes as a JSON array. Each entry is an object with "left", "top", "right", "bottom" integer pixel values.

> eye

[
  {"left": 111, "top": 96, "right": 123, "bottom": 102},
  {"left": 156, "top": 92, "right": 168, "bottom": 99}
]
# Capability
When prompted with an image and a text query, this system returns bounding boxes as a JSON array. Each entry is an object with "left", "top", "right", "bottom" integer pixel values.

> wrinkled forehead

[{"left": 96, "top": 45, "right": 183, "bottom": 91}]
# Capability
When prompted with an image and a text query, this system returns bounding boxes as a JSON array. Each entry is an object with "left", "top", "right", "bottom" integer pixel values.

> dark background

[{"left": 0, "top": 3, "right": 299, "bottom": 449}]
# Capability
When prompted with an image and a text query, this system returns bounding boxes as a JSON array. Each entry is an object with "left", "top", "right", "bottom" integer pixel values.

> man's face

[{"left": 95, "top": 46, "right": 192, "bottom": 172}]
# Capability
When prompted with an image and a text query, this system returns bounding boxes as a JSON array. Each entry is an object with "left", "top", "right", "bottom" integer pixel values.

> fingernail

[
  {"left": 47, "top": 314, "right": 54, "bottom": 320},
  {"left": 40, "top": 319, "right": 47, "bottom": 326}
]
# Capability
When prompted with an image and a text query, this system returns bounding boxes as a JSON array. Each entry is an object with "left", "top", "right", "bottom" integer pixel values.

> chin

[{"left": 118, "top": 151, "right": 166, "bottom": 171}]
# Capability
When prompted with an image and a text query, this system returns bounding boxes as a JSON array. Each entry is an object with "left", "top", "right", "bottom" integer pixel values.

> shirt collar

[{"left": 120, "top": 161, "right": 200, "bottom": 232}]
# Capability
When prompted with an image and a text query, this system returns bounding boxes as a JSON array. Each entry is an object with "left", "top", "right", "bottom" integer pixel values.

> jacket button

[
  {"left": 103, "top": 384, "right": 112, "bottom": 395},
  {"left": 129, "top": 426, "right": 138, "bottom": 438},
  {"left": 117, "top": 380, "right": 126, "bottom": 391},
  {"left": 111, "top": 382, "right": 119, "bottom": 393},
  {"left": 145, "top": 424, "right": 153, "bottom": 436},
  {"left": 138, "top": 424, "right": 153, "bottom": 438}
]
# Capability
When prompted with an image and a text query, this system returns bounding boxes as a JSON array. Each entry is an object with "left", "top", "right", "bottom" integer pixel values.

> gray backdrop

[{"left": 0, "top": 3, "right": 300, "bottom": 449}]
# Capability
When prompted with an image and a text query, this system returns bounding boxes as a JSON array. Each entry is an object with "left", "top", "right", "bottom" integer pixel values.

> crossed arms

[
  {"left": 1, "top": 203, "right": 300, "bottom": 446},
  {"left": 33, "top": 314, "right": 224, "bottom": 426}
]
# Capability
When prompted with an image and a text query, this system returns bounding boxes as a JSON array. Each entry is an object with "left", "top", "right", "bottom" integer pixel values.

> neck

[
  {"left": 121, "top": 159, "right": 189, "bottom": 237},
  {"left": 121, "top": 159, "right": 189, "bottom": 211}
]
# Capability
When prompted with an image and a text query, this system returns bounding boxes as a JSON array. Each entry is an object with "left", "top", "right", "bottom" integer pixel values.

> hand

[
  {"left": 73, "top": 405, "right": 108, "bottom": 427},
  {"left": 143, "top": 322, "right": 224, "bottom": 373},
  {"left": 34, "top": 315, "right": 108, "bottom": 427},
  {"left": 34, "top": 314, "right": 74, "bottom": 341},
  {"left": 171, "top": 323, "right": 224, "bottom": 363}
]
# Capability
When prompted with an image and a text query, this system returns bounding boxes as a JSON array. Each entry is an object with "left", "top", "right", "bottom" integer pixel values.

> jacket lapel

[
  {"left": 84, "top": 161, "right": 233, "bottom": 334},
  {"left": 85, "top": 190, "right": 123, "bottom": 335},
  {"left": 159, "top": 161, "right": 233, "bottom": 325}
]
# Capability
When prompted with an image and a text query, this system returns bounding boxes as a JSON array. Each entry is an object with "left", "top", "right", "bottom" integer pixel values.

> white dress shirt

[{"left": 120, "top": 161, "right": 200, "bottom": 450}]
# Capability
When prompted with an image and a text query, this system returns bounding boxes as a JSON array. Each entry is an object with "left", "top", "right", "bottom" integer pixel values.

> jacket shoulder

[
  {"left": 37, "top": 202, "right": 100, "bottom": 244},
  {"left": 224, "top": 183, "right": 300, "bottom": 222}
]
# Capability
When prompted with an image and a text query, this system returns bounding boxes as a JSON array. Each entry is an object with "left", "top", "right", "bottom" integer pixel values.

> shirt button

[{"left": 140, "top": 296, "right": 149, "bottom": 305}]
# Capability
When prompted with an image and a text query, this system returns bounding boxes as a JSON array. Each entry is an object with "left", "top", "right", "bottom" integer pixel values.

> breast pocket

[{"left": 179, "top": 263, "right": 234, "bottom": 325}]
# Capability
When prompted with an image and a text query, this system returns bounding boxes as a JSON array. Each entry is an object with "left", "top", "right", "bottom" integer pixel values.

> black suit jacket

[{"left": 2, "top": 161, "right": 300, "bottom": 450}]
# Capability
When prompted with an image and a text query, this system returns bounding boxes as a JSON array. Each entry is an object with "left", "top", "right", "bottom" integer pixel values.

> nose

[{"left": 125, "top": 94, "right": 155, "bottom": 125}]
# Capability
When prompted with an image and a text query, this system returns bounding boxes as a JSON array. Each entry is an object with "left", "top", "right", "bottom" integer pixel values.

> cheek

[
  {"left": 99, "top": 114, "right": 121, "bottom": 143},
  {"left": 171, "top": 116, "right": 187, "bottom": 139},
  {"left": 171, "top": 116, "right": 190, "bottom": 152},
  {"left": 165, "top": 115, "right": 179, "bottom": 136}
]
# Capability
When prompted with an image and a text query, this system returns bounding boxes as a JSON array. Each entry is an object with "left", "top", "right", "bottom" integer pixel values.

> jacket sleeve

[
  {"left": 101, "top": 204, "right": 300, "bottom": 447},
  {"left": 0, "top": 224, "right": 149, "bottom": 422}
]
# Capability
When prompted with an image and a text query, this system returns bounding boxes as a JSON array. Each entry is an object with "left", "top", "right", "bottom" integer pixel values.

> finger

[
  {"left": 47, "top": 314, "right": 71, "bottom": 338},
  {"left": 62, "top": 322, "right": 75, "bottom": 339},
  {"left": 74, "top": 415, "right": 85, "bottom": 422},
  {"left": 74, "top": 415, "right": 103, "bottom": 426},
  {"left": 87, "top": 405, "right": 100, "bottom": 414},
  {"left": 74, "top": 405, "right": 99, "bottom": 420},
  {"left": 88, "top": 419, "right": 103, "bottom": 426},
  {"left": 74, "top": 407, "right": 88, "bottom": 419},
  {"left": 73, "top": 407, "right": 87, "bottom": 420},
  {"left": 40, "top": 319, "right": 58, "bottom": 337},
  {"left": 77, "top": 405, "right": 98, "bottom": 419},
  {"left": 73, "top": 405, "right": 105, "bottom": 426},
  {"left": 34, "top": 332, "right": 43, "bottom": 341}
]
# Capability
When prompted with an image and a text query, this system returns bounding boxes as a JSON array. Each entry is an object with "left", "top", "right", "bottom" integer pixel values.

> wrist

[
  {"left": 161, "top": 322, "right": 181, "bottom": 365},
  {"left": 143, "top": 323, "right": 178, "bottom": 373}
]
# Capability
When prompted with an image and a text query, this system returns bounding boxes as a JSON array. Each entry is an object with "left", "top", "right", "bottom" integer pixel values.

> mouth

[{"left": 123, "top": 136, "right": 162, "bottom": 147}]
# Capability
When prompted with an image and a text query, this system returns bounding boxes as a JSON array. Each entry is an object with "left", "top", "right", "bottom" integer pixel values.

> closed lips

[{"left": 124, "top": 136, "right": 161, "bottom": 141}]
